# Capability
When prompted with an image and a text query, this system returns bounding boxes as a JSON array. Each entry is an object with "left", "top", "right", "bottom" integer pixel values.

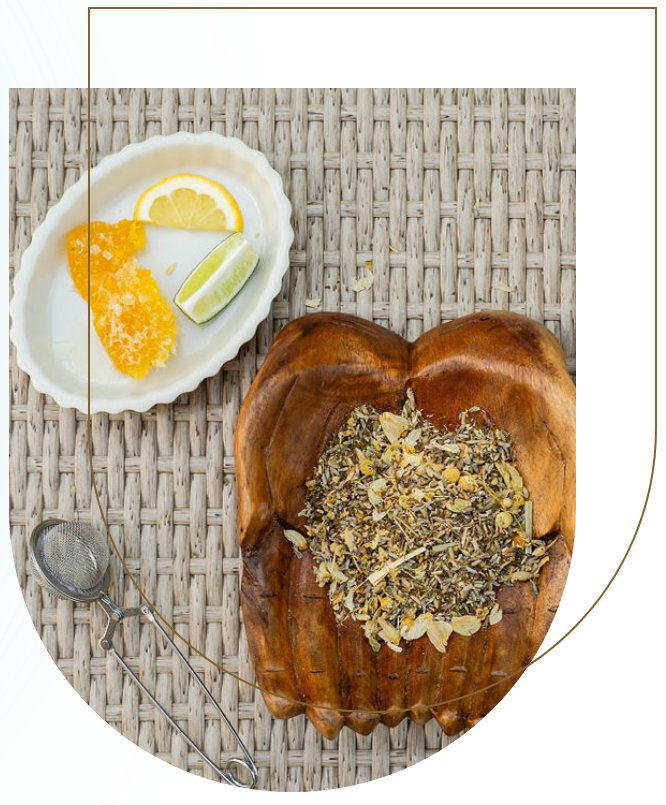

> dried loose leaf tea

[{"left": 292, "top": 389, "right": 553, "bottom": 653}]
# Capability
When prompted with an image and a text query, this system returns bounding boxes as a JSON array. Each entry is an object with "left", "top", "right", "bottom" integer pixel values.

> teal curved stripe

[
  {"left": 169, "top": 0, "right": 224, "bottom": 87},
  {"left": 213, "top": 0, "right": 270, "bottom": 87},
  {"left": 118, "top": 755, "right": 178, "bottom": 805},
  {"left": 67, "top": 732, "right": 137, "bottom": 805}
]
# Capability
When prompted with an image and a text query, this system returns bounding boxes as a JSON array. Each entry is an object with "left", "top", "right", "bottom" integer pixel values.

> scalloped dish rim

[{"left": 9, "top": 132, "right": 294, "bottom": 413}]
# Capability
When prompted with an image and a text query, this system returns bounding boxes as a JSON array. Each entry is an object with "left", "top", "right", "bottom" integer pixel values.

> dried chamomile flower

[
  {"left": 379, "top": 412, "right": 409, "bottom": 444},
  {"left": 450, "top": 615, "right": 482, "bottom": 636},
  {"left": 402, "top": 613, "right": 432, "bottom": 641},
  {"left": 488, "top": 603, "right": 503, "bottom": 626},
  {"left": 294, "top": 389, "right": 552, "bottom": 653},
  {"left": 283, "top": 529, "right": 307, "bottom": 551},
  {"left": 426, "top": 620, "right": 453, "bottom": 653},
  {"left": 351, "top": 270, "right": 373, "bottom": 293}
]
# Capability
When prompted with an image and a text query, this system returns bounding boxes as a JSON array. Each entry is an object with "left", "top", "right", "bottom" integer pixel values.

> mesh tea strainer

[{"left": 29, "top": 519, "right": 257, "bottom": 788}]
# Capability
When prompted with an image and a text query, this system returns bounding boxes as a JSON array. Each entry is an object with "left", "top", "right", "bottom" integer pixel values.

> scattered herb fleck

[
  {"left": 351, "top": 269, "right": 374, "bottom": 293},
  {"left": 286, "top": 390, "right": 553, "bottom": 654}
]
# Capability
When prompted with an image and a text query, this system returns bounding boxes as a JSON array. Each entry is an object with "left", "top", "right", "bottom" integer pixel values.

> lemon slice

[
  {"left": 174, "top": 233, "right": 259, "bottom": 323},
  {"left": 134, "top": 174, "right": 243, "bottom": 231}
]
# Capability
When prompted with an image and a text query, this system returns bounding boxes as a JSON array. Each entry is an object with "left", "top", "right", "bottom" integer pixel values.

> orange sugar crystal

[
  {"left": 92, "top": 259, "right": 177, "bottom": 379},
  {"left": 67, "top": 219, "right": 146, "bottom": 300}
]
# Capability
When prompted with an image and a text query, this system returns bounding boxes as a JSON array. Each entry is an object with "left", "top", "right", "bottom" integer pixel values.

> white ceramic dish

[{"left": 9, "top": 132, "right": 293, "bottom": 413}]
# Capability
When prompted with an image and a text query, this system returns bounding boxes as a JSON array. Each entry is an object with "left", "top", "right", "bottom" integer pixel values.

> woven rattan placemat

[{"left": 8, "top": 88, "right": 575, "bottom": 791}]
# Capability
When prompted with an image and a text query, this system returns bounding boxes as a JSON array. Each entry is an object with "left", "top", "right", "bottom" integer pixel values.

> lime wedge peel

[{"left": 174, "top": 233, "right": 259, "bottom": 324}]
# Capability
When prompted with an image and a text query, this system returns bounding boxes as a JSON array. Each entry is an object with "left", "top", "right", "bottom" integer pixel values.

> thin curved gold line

[
  {"left": 79, "top": 80, "right": 657, "bottom": 715},
  {"left": 84, "top": 199, "right": 655, "bottom": 714},
  {"left": 87, "top": 446, "right": 655, "bottom": 715},
  {"left": 79, "top": 264, "right": 644, "bottom": 715}
]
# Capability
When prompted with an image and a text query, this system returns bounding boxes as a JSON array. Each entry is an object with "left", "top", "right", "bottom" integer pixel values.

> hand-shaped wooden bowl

[{"left": 235, "top": 311, "right": 575, "bottom": 739}]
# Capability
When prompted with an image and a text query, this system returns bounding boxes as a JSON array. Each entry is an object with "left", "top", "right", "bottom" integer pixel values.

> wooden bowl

[{"left": 235, "top": 312, "right": 575, "bottom": 739}]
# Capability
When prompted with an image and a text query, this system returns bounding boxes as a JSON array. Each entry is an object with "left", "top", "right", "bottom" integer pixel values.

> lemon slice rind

[{"left": 134, "top": 173, "right": 243, "bottom": 232}]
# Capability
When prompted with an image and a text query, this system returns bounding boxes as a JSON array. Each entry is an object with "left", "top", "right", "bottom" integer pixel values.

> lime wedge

[{"left": 174, "top": 233, "right": 259, "bottom": 323}]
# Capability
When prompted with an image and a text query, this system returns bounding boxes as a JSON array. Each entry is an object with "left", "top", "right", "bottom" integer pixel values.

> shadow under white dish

[{"left": 10, "top": 132, "right": 293, "bottom": 413}]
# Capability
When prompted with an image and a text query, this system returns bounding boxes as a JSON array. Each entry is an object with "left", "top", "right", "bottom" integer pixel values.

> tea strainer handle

[{"left": 100, "top": 599, "right": 257, "bottom": 788}]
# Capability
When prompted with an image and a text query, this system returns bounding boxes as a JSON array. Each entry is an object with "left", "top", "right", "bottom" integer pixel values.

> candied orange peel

[
  {"left": 66, "top": 219, "right": 176, "bottom": 379},
  {"left": 92, "top": 259, "right": 176, "bottom": 379},
  {"left": 67, "top": 219, "right": 146, "bottom": 300}
]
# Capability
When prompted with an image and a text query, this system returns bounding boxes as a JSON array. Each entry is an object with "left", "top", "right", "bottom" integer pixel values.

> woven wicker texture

[{"left": 8, "top": 88, "right": 575, "bottom": 791}]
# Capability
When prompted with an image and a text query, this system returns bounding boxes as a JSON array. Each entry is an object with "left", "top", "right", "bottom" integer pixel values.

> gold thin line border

[{"left": 79, "top": 48, "right": 588, "bottom": 715}]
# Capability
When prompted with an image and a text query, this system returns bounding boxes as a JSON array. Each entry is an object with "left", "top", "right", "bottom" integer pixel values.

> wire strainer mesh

[
  {"left": 27, "top": 518, "right": 257, "bottom": 786},
  {"left": 30, "top": 520, "right": 110, "bottom": 600}
]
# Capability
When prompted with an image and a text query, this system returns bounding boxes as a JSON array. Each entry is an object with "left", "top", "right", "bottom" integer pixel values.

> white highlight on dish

[{"left": 9, "top": 132, "right": 294, "bottom": 413}]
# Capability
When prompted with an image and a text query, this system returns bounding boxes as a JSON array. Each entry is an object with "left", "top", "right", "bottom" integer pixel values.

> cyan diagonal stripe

[
  {"left": 169, "top": 0, "right": 224, "bottom": 87},
  {"left": 118, "top": 755, "right": 178, "bottom": 805},
  {"left": 67, "top": 732, "right": 137, "bottom": 805}
]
